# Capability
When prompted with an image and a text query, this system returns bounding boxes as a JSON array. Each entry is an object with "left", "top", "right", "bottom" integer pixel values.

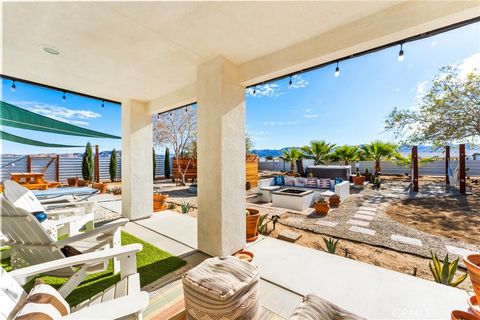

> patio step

[{"left": 278, "top": 230, "right": 301, "bottom": 243}]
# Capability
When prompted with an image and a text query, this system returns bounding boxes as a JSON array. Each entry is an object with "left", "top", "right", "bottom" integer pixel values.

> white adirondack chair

[
  {"left": 1, "top": 244, "right": 149, "bottom": 320},
  {"left": 1, "top": 195, "right": 127, "bottom": 276},
  {"left": 3, "top": 180, "right": 95, "bottom": 239}
]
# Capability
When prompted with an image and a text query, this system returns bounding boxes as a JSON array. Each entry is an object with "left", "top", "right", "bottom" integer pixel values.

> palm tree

[
  {"left": 301, "top": 140, "right": 336, "bottom": 165},
  {"left": 279, "top": 148, "right": 302, "bottom": 173},
  {"left": 360, "top": 141, "right": 397, "bottom": 174},
  {"left": 331, "top": 145, "right": 360, "bottom": 165},
  {"left": 394, "top": 153, "right": 436, "bottom": 168}
]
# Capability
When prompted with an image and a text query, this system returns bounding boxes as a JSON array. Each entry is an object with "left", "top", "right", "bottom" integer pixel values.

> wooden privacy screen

[{"left": 172, "top": 155, "right": 259, "bottom": 187}]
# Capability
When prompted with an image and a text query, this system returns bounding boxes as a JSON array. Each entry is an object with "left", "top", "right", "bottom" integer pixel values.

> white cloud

[
  {"left": 246, "top": 83, "right": 283, "bottom": 97},
  {"left": 303, "top": 114, "right": 319, "bottom": 119},
  {"left": 289, "top": 75, "right": 309, "bottom": 89},
  {"left": 262, "top": 120, "right": 299, "bottom": 126},
  {"left": 415, "top": 80, "right": 428, "bottom": 103},
  {"left": 14, "top": 101, "right": 101, "bottom": 126},
  {"left": 430, "top": 41, "right": 437, "bottom": 47},
  {"left": 305, "top": 108, "right": 311, "bottom": 113},
  {"left": 395, "top": 88, "right": 400, "bottom": 92},
  {"left": 458, "top": 52, "right": 480, "bottom": 79},
  {"left": 407, "top": 63, "right": 414, "bottom": 68}
]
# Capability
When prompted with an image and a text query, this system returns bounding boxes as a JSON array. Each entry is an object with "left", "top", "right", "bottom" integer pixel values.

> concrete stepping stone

[
  {"left": 352, "top": 213, "right": 374, "bottom": 221},
  {"left": 278, "top": 230, "right": 302, "bottom": 243},
  {"left": 347, "top": 219, "right": 370, "bottom": 227},
  {"left": 357, "top": 210, "right": 376, "bottom": 216},
  {"left": 391, "top": 234, "right": 422, "bottom": 246},
  {"left": 358, "top": 206, "right": 377, "bottom": 212},
  {"left": 314, "top": 220, "right": 338, "bottom": 228},
  {"left": 446, "top": 245, "right": 477, "bottom": 257},
  {"left": 349, "top": 226, "right": 375, "bottom": 236}
]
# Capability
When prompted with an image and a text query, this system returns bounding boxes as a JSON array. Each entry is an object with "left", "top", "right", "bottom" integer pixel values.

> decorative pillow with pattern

[
  {"left": 294, "top": 177, "right": 306, "bottom": 187},
  {"left": 284, "top": 176, "right": 295, "bottom": 186},
  {"left": 305, "top": 178, "right": 318, "bottom": 188},
  {"left": 273, "top": 176, "right": 285, "bottom": 186},
  {"left": 15, "top": 279, "right": 70, "bottom": 320},
  {"left": 317, "top": 179, "right": 331, "bottom": 189}
]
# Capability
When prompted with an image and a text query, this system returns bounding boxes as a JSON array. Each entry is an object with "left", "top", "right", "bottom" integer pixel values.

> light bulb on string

[
  {"left": 289, "top": 76, "right": 293, "bottom": 87},
  {"left": 398, "top": 43, "right": 405, "bottom": 62},
  {"left": 334, "top": 61, "right": 340, "bottom": 77},
  {"left": 62, "top": 91, "right": 66, "bottom": 103},
  {"left": 11, "top": 80, "right": 16, "bottom": 92}
]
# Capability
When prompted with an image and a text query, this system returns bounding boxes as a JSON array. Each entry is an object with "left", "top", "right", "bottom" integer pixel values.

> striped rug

[{"left": 143, "top": 279, "right": 285, "bottom": 320}]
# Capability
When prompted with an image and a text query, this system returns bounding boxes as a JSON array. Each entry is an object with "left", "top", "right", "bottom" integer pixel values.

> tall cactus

[
  {"left": 164, "top": 147, "right": 171, "bottom": 179},
  {"left": 109, "top": 149, "right": 117, "bottom": 182},
  {"left": 82, "top": 142, "right": 94, "bottom": 181}
]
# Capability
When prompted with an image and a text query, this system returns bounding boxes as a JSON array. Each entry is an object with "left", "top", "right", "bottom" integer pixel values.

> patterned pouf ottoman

[
  {"left": 182, "top": 256, "right": 260, "bottom": 320},
  {"left": 290, "top": 294, "right": 365, "bottom": 320}
]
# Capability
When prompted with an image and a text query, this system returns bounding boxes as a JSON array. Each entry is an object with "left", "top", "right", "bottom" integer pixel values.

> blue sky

[
  {"left": 246, "top": 22, "right": 479, "bottom": 149},
  {"left": 1, "top": 22, "right": 479, "bottom": 155}
]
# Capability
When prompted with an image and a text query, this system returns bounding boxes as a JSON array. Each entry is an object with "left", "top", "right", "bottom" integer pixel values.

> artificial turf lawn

[{"left": 1, "top": 231, "right": 187, "bottom": 306}]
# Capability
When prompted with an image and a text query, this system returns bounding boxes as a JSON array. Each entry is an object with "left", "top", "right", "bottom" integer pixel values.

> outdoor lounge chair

[
  {"left": 1, "top": 195, "right": 127, "bottom": 277},
  {"left": 3, "top": 180, "right": 95, "bottom": 239},
  {"left": 1, "top": 244, "right": 149, "bottom": 320}
]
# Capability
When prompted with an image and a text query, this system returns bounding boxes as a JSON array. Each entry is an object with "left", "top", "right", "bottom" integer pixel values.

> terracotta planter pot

[
  {"left": 329, "top": 195, "right": 341, "bottom": 207},
  {"left": 92, "top": 182, "right": 108, "bottom": 194},
  {"left": 465, "top": 254, "right": 480, "bottom": 303},
  {"left": 153, "top": 194, "right": 169, "bottom": 212},
  {"left": 246, "top": 208, "right": 260, "bottom": 242},
  {"left": 314, "top": 201, "right": 330, "bottom": 214},
  {"left": 352, "top": 175, "right": 365, "bottom": 186},
  {"left": 234, "top": 250, "right": 254, "bottom": 262},
  {"left": 67, "top": 177, "right": 78, "bottom": 187},
  {"left": 77, "top": 179, "right": 90, "bottom": 187},
  {"left": 451, "top": 310, "right": 479, "bottom": 320}
]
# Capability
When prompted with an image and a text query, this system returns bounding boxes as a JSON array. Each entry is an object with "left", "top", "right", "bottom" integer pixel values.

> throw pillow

[{"left": 274, "top": 176, "right": 285, "bottom": 186}]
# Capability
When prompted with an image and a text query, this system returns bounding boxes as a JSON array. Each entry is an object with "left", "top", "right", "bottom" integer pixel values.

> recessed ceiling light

[{"left": 41, "top": 45, "right": 61, "bottom": 55}]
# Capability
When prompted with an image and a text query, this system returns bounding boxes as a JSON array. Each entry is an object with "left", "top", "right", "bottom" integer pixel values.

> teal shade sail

[
  {"left": 0, "top": 101, "right": 120, "bottom": 139},
  {"left": 0, "top": 130, "right": 83, "bottom": 148}
]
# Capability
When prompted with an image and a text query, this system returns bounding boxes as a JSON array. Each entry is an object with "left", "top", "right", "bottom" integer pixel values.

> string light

[
  {"left": 101, "top": 100, "right": 105, "bottom": 108},
  {"left": 288, "top": 75, "right": 293, "bottom": 87},
  {"left": 253, "top": 86, "right": 256, "bottom": 95},
  {"left": 11, "top": 80, "right": 16, "bottom": 92},
  {"left": 334, "top": 61, "right": 340, "bottom": 77},
  {"left": 62, "top": 91, "right": 66, "bottom": 103},
  {"left": 398, "top": 42, "right": 405, "bottom": 62}
]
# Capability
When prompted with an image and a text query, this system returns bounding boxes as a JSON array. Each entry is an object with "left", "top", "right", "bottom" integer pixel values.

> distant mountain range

[{"left": 252, "top": 144, "right": 480, "bottom": 158}]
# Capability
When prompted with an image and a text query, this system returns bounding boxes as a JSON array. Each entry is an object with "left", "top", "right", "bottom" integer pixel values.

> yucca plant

[
  {"left": 322, "top": 236, "right": 339, "bottom": 254},
  {"left": 429, "top": 251, "right": 467, "bottom": 287},
  {"left": 180, "top": 201, "right": 194, "bottom": 214},
  {"left": 257, "top": 214, "right": 269, "bottom": 235}
]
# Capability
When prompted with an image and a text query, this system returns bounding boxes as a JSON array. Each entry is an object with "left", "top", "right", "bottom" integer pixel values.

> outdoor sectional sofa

[{"left": 258, "top": 176, "right": 350, "bottom": 206}]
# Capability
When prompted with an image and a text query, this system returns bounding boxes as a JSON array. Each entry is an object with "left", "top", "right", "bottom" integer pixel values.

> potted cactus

[
  {"left": 329, "top": 194, "right": 341, "bottom": 207},
  {"left": 314, "top": 197, "right": 330, "bottom": 214},
  {"left": 352, "top": 172, "right": 365, "bottom": 186}
]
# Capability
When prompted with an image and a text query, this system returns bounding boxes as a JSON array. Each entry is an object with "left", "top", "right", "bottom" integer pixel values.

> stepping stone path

[
  {"left": 349, "top": 226, "right": 375, "bottom": 236},
  {"left": 446, "top": 245, "right": 477, "bottom": 257},
  {"left": 278, "top": 230, "right": 302, "bottom": 243},
  {"left": 347, "top": 219, "right": 370, "bottom": 227},
  {"left": 391, "top": 234, "right": 423, "bottom": 246},
  {"left": 314, "top": 220, "right": 338, "bottom": 228},
  {"left": 353, "top": 213, "right": 374, "bottom": 221}
]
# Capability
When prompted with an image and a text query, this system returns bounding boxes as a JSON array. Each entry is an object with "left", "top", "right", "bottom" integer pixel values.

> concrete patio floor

[{"left": 125, "top": 211, "right": 471, "bottom": 319}]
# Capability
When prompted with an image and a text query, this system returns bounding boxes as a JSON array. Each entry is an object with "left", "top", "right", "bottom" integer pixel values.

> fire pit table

[{"left": 271, "top": 188, "right": 314, "bottom": 211}]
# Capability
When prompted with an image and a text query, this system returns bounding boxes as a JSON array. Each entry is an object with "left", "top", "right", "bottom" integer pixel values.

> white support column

[
  {"left": 121, "top": 99, "right": 153, "bottom": 220},
  {"left": 197, "top": 56, "right": 246, "bottom": 256}
]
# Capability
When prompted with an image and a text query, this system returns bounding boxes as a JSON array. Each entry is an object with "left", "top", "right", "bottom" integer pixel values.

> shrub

[
  {"left": 81, "top": 142, "right": 93, "bottom": 181},
  {"left": 164, "top": 147, "right": 171, "bottom": 179},
  {"left": 109, "top": 149, "right": 117, "bottom": 182},
  {"left": 180, "top": 201, "right": 193, "bottom": 214}
]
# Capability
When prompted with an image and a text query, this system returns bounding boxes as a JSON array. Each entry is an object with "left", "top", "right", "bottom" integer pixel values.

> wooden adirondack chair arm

[
  {"left": 61, "top": 292, "right": 150, "bottom": 319},
  {"left": 44, "top": 201, "right": 95, "bottom": 211},
  {"left": 9, "top": 244, "right": 142, "bottom": 281},
  {"left": 54, "top": 218, "right": 128, "bottom": 247}
]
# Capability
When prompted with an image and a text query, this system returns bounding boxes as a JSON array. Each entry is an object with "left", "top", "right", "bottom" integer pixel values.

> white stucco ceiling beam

[{"left": 147, "top": 83, "right": 197, "bottom": 114}]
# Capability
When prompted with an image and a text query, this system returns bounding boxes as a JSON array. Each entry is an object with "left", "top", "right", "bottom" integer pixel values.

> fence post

[
  {"left": 412, "top": 146, "right": 419, "bottom": 192},
  {"left": 55, "top": 155, "right": 60, "bottom": 182},
  {"left": 445, "top": 146, "right": 450, "bottom": 185},
  {"left": 26, "top": 155, "right": 32, "bottom": 172},
  {"left": 459, "top": 144, "right": 466, "bottom": 194},
  {"left": 94, "top": 145, "right": 100, "bottom": 183}
]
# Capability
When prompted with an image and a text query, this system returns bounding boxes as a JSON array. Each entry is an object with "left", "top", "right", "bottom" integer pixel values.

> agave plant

[
  {"left": 322, "top": 236, "right": 339, "bottom": 254},
  {"left": 180, "top": 201, "right": 194, "bottom": 214},
  {"left": 429, "top": 251, "right": 467, "bottom": 287}
]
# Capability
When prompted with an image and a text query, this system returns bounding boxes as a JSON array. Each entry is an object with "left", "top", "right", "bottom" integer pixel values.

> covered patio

[{"left": 3, "top": 1, "right": 480, "bottom": 319}]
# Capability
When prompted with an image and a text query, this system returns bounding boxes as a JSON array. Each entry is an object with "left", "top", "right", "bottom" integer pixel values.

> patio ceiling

[{"left": 3, "top": 1, "right": 479, "bottom": 105}]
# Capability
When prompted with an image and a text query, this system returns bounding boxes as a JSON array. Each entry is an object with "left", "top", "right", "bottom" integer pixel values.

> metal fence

[
  {"left": 1, "top": 154, "right": 174, "bottom": 183},
  {"left": 259, "top": 159, "right": 480, "bottom": 176}
]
